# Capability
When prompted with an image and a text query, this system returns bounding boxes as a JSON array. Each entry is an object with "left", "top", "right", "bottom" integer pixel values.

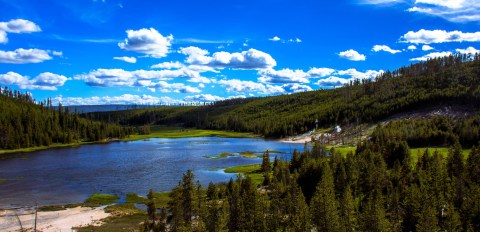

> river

[{"left": 0, "top": 137, "right": 303, "bottom": 208}]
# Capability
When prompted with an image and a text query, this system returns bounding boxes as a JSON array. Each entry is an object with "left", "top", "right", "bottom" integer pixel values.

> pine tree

[
  {"left": 147, "top": 189, "right": 156, "bottom": 221},
  {"left": 227, "top": 179, "right": 241, "bottom": 232},
  {"left": 310, "top": 162, "right": 341, "bottom": 231},
  {"left": 447, "top": 142, "right": 466, "bottom": 209},
  {"left": 286, "top": 181, "right": 310, "bottom": 231},
  {"left": 361, "top": 191, "right": 391, "bottom": 232},
  {"left": 416, "top": 205, "right": 438, "bottom": 232},
  {"left": 340, "top": 185, "right": 357, "bottom": 232},
  {"left": 182, "top": 170, "right": 196, "bottom": 224},
  {"left": 261, "top": 150, "right": 271, "bottom": 173},
  {"left": 442, "top": 203, "right": 462, "bottom": 232}
]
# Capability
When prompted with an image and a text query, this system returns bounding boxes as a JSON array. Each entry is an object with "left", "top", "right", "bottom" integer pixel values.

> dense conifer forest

[
  {"left": 144, "top": 140, "right": 480, "bottom": 232},
  {"left": 84, "top": 54, "right": 480, "bottom": 140},
  {"left": 0, "top": 88, "right": 130, "bottom": 149}
]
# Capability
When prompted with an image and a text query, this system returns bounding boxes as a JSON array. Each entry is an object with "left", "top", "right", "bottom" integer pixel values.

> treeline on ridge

[
  {"left": 0, "top": 88, "right": 130, "bottom": 150},
  {"left": 83, "top": 54, "right": 480, "bottom": 138}
]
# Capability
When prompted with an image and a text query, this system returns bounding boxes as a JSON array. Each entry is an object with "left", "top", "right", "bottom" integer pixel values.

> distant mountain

[{"left": 56, "top": 105, "right": 162, "bottom": 113}]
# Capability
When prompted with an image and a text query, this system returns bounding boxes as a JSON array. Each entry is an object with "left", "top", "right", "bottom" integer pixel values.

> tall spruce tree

[
  {"left": 261, "top": 150, "right": 271, "bottom": 173},
  {"left": 310, "top": 162, "right": 340, "bottom": 231},
  {"left": 340, "top": 185, "right": 357, "bottom": 232}
]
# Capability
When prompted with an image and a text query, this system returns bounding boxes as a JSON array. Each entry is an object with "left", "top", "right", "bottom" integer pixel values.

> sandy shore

[
  {"left": 280, "top": 132, "right": 315, "bottom": 144},
  {"left": 0, "top": 206, "right": 110, "bottom": 232},
  {"left": 280, "top": 136, "right": 312, "bottom": 144}
]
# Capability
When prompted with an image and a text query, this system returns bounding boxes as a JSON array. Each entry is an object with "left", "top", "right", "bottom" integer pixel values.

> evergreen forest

[
  {"left": 145, "top": 140, "right": 480, "bottom": 232},
  {"left": 0, "top": 88, "right": 130, "bottom": 149}
]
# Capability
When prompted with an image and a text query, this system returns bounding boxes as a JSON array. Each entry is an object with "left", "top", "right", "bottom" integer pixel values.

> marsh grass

[
  {"left": 83, "top": 194, "right": 120, "bottom": 207},
  {"left": 225, "top": 164, "right": 264, "bottom": 185},
  {"left": 123, "top": 125, "right": 257, "bottom": 141},
  {"left": 75, "top": 213, "right": 146, "bottom": 232}
]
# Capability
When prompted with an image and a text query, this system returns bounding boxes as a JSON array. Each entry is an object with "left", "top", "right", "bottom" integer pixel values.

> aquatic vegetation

[{"left": 83, "top": 193, "right": 120, "bottom": 207}]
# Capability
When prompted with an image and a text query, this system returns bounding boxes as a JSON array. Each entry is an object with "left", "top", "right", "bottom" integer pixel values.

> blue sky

[{"left": 0, "top": 0, "right": 479, "bottom": 105}]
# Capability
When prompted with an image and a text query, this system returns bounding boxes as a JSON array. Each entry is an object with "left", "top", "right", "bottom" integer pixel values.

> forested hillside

[
  {"left": 84, "top": 54, "right": 480, "bottom": 138},
  {"left": 371, "top": 115, "right": 480, "bottom": 148},
  {"left": 0, "top": 88, "right": 129, "bottom": 150},
  {"left": 144, "top": 140, "right": 480, "bottom": 231}
]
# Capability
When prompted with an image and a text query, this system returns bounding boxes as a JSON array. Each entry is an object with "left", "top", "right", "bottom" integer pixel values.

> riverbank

[
  {"left": 0, "top": 142, "right": 95, "bottom": 156},
  {"left": 0, "top": 206, "right": 110, "bottom": 232},
  {"left": 123, "top": 126, "right": 258, "bottom": 141},
  {"left": 0, "top": 126, "right": 257, "bottom": 155}
]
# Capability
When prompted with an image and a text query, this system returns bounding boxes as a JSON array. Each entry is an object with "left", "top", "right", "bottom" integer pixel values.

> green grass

[
  {"left": 218, "top": 152, "right": 235, "bottom": 159},
  {"left": 205, "top": 151, "right": 261, "bottom": 160},
  {"left": 126, "top": 193, "right": 147, "bottom": 204},
  {"left": 327, "top": 146, "right": 357, "bottom": 157},
  {"left": 225, "top": 164, "right": 264, "bottom": 185},
  {"left": 152, "top": 192, "right": 170, "bottom": 209},
  {"left": 83, "top": 193, "right": 120, "bottom": 207},
  {"left": 410, "top": 147, "right": 470, "bottom": 161},
  {"left": 75, "top": 213, "right": 146, "bottom": 232},
  {"left": 224, "top": 164, "right": 261, "bottom": 173},
  {"left": 123, "top": 125, "right": 257, "bottom": 141},
  {"left": 239, "top": 151, "right": 258, "bottom": 158},
  {"left": 37, "top": 204, "right": 82, "bottom": 212},
  {"left": 325, "top": 145, "right": 471, "bottom": 161},
  {"left": 313, "top": 127, "right": 333, "bottom": 134},
  {"left": 105, "top": 203, "right": 143, "bottom": 216},
  {"left": 0, "top": 178, "right": 7, "bottom": 183},
  {"left": 0, "top": 142, "right": 93, "bottom": 155}
]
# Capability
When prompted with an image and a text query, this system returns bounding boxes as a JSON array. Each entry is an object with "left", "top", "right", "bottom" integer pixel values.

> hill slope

[
  {"left": 0, "top": 88, "right": 130, "bottom": 150},
  {"left": 84, "top": 54, "right": 480, "bottom": 139}
]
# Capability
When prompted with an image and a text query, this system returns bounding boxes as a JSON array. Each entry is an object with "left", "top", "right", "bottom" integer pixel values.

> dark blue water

[{"left": 0, "top": 137, "right": 303, "bottom": 208}]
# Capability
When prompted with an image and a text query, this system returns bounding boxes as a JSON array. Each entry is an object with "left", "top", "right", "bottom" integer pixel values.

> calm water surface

[{"left": 0, "top": 137, "right": 303, "bottom": 208}]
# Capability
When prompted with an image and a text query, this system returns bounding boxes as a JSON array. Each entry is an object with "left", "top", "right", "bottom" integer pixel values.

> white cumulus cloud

[
  {"left": 258, "top": 68, "right": 310, "bottom": 84},
  {"left": 151, "top": 61, "right": 184, "bottom": 69},
  {"left": 336, "top": 68, "right": 384, "bottom": 80},
  {"left": 0, "top": 31, "right": 7, "bottom": 44},
  {"left": 422, "top": 45, "right": 434, "bottom": 51},
  {"left": 456, "top": 46, "right": 480, "bottom": 54},
  {"left": 184, "top": 94, "right": 225, "bottom": 102},
  {"left": 152, "top": 81, "right": 201, "bottom": 93},
  {"left": 282, "top": 83, "right": 312, "bottom": 93},
  {"left": 52, "top": 94, "right": 182, "bottom": 106},
  {"left": 113, "top": 56, "right": 137, "bottom": 63},
  {"left": 0, "top": 71, "right": 68, "bottom": 90},
  {"left": 410, "top": 51, "right": 453, "bottom": 61},
  {"left": 0, "top": 71, "right": 29, "bottom": 85},
  {"left": 180, "top": 47, "right": 276, "bottom": 70},
  {"left": 316, "top": 76, "right": 349, "bottom": 87},
  {"left": 51, "top": 51, "right": 63, "bottom": 57},
  {"left": 0, "top": 19, "right": 41, "bottom": 44},
  {"left": 0, "top": 19, "right": 41, "bottom": 33},
  {"left": 401, "top": 29, "right": 480, "bottom": 44},
  {"left": 372, "top": 45, "right": 401, "bottom": 54},
  {"left": 0, "top": 48, "right": 52, "bottom": 64},
  {"left": 269, "top": 36, "right": 281, "bottom": 41},
  {"left": 218, "top": 79, "right": 267, "bottom": 93},
  {"left": 307, "top": 68, "right": 335, "bottom": 78},
  {"left": 339, "top": 49, "right": 366, "bottom": 61},
  {"left": 408, "top": 45, "right": 417, "bottom": 50},
  {"left": 118, "top": 28, "right": 173, "bottom": 58},
  {"left": 74, "top": 68, "right": 208, "bottom": 87}
]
